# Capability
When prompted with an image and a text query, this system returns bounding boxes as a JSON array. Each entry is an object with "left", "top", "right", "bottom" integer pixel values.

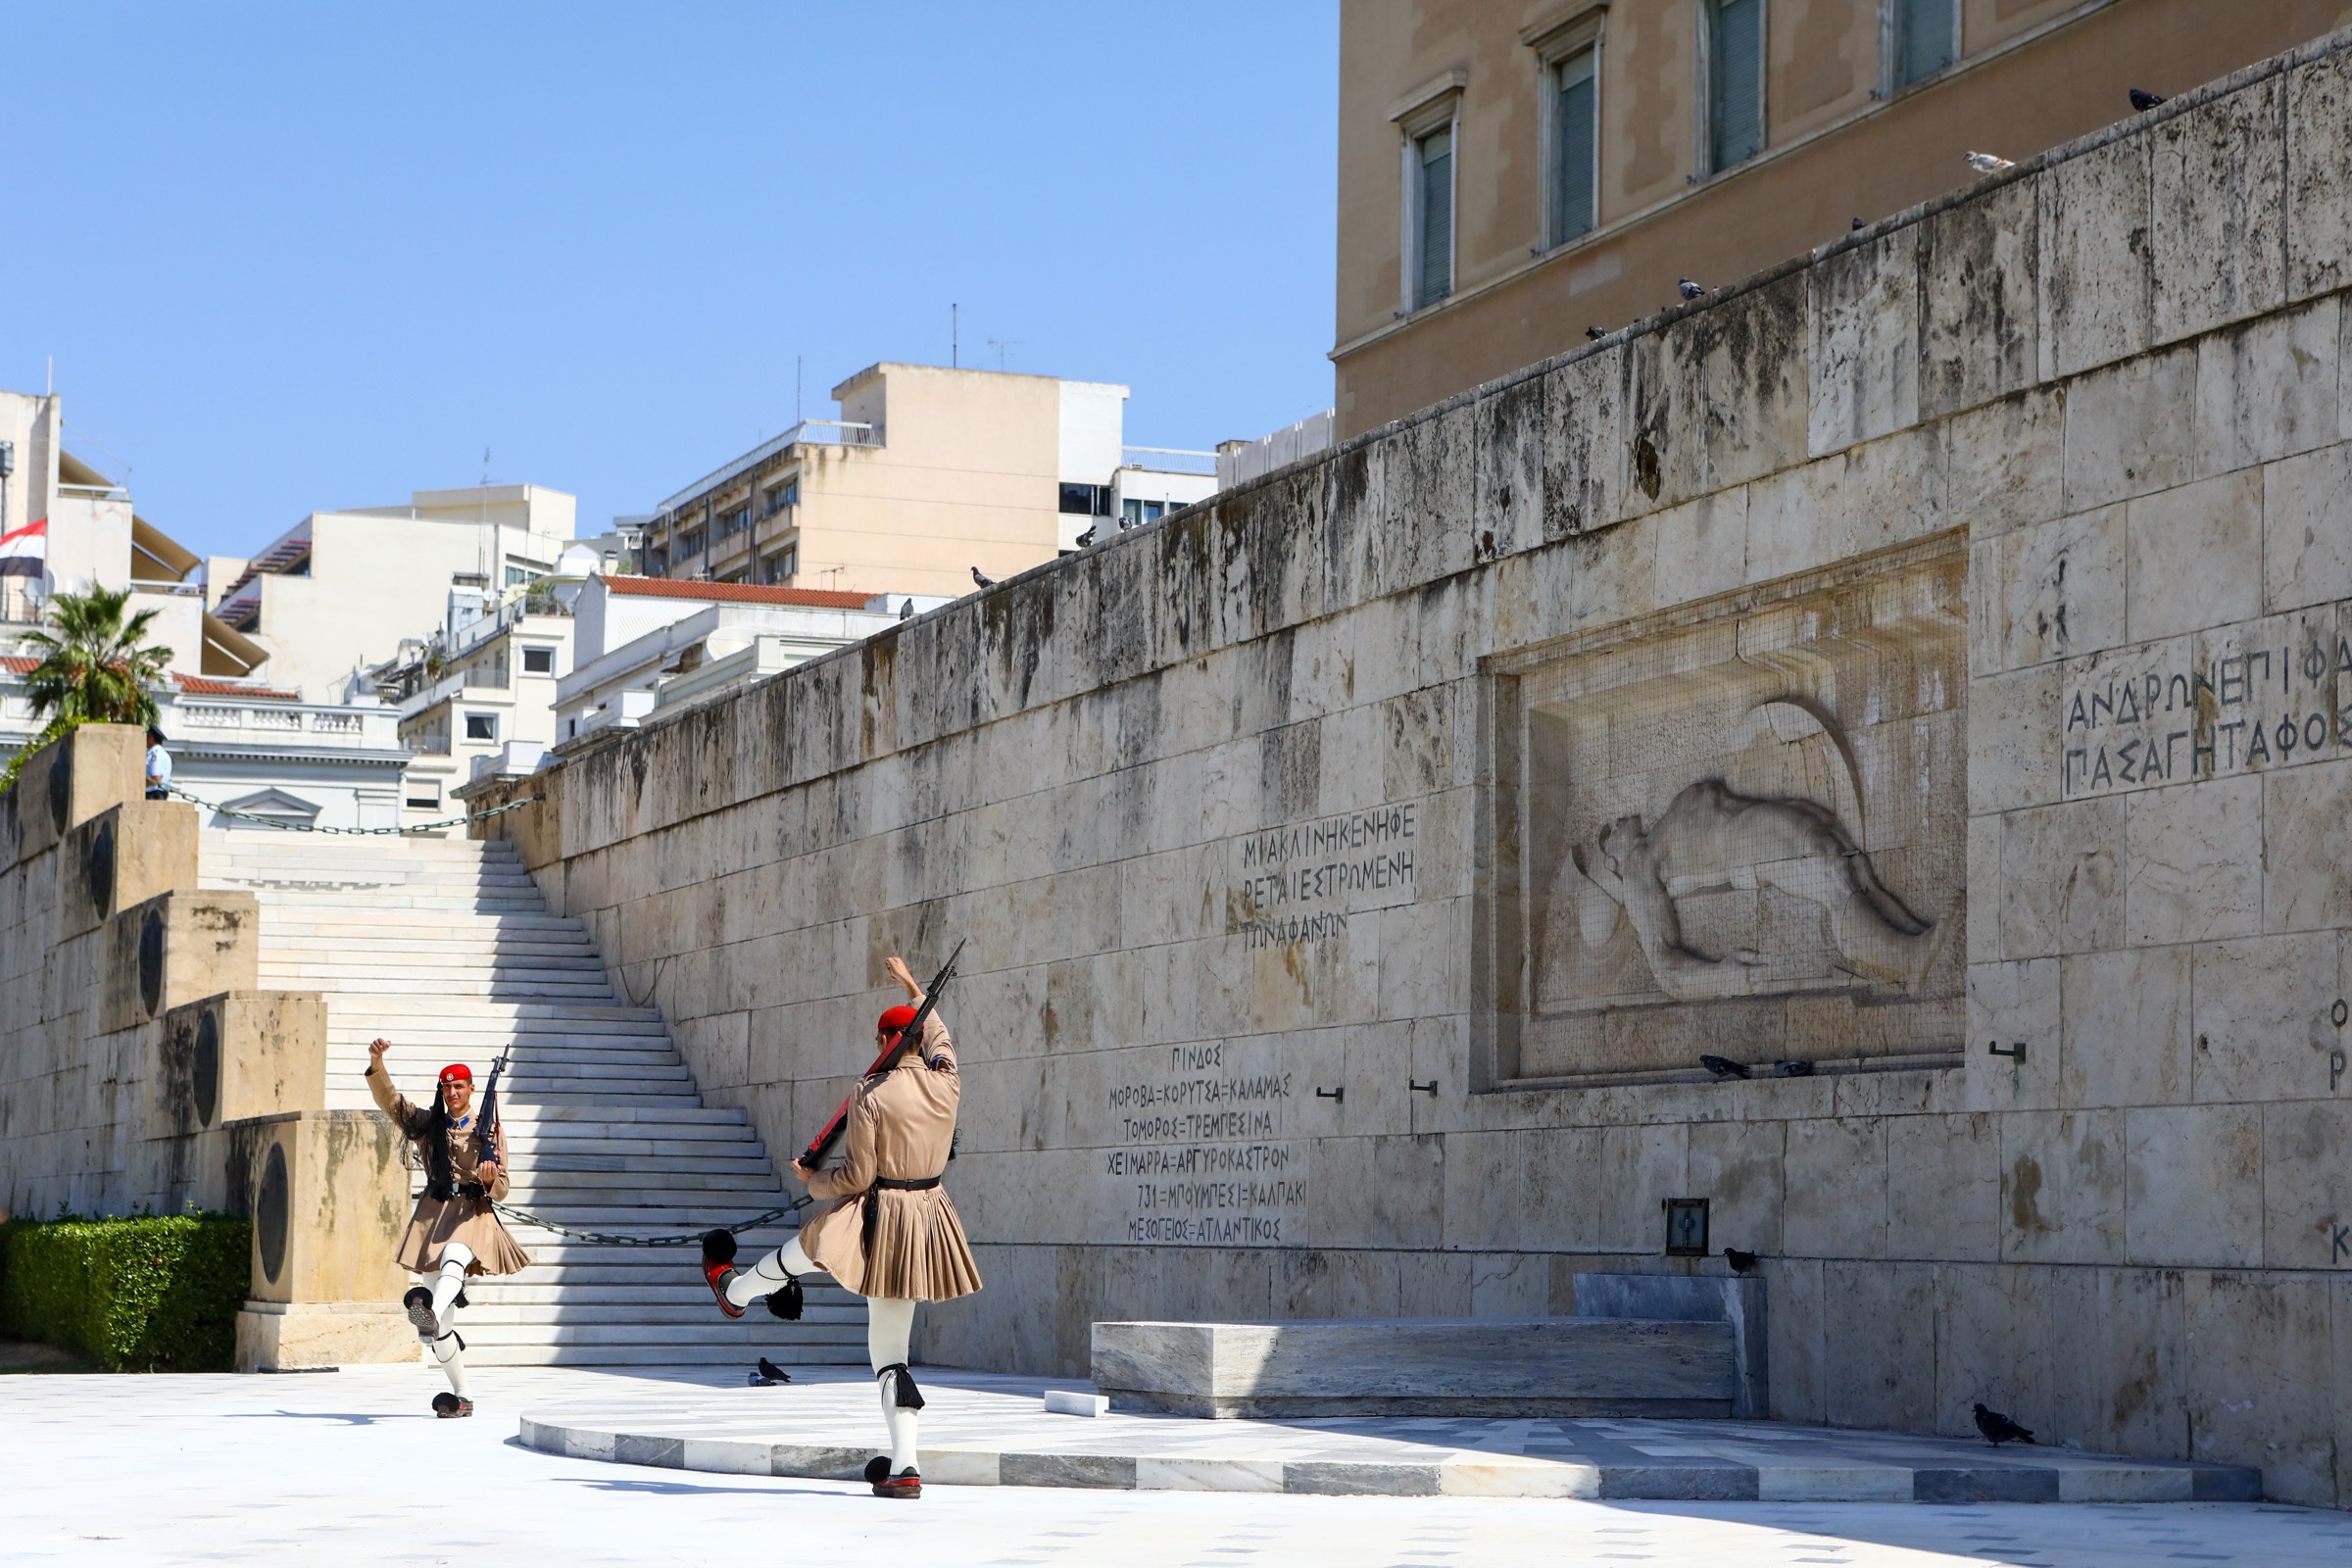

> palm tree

[{"left": 22, "top": 585, "right": 174, "bottom": 726}]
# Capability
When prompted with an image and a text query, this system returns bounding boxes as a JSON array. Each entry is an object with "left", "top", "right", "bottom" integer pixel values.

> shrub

[{"left": 0, "top": 1212, "right": 251, "bottom": 1372}]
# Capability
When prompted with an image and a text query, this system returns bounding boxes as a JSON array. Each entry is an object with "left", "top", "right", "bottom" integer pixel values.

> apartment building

[
  {"left": 0, "top": 389, "right": 264, "bottom": 677},
  {"left": 382, "top": 582, "right": 581, "bottom": 821},
  {"left": 643, "top": 363, "right": 1214, "bottom": 600},
  {"left": 213, "top": 484, "right": 577, "bottom": 701},
  {"left": 554, "top": 575, "right": 921, "bottom": 744},
  {"left": 1334, "top": 0, "right": 2351, "bottom": 435}
]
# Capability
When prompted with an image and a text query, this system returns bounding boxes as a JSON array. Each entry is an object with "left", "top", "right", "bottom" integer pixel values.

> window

[
  {"left": 1548, "top": 46, "right": 1599, "bottom": 245},
  {"left": 716, "top": 504, "right": 751, "bottom": 541},
  {"left": 406, "top": 782, "right": 440, "bottom": 809},
  {"left": 761, "top": 545, "right": 798, "bottom": 584},
  {"left": 678, "top": 527, "right": 706, "bottom": 558},
  {"left": 1890, "top": 0, "right": 1956, "bottom": 87},
  {"left": 1058, "top": 482, "right": 1100, "bottom": 515},
  {"left": 760, "top": 478, "right": 800, "bottom": 518},
  {"left": 1705, "top": 0, "right": 1765, "bottom": 173},
  {"left": 1409, "top": 122, "right": 1455, "bottom": 309},
  {"left": 522, "top": 645, "right": 555, "bottom": 674},
  {"left": 505, "top": 564, "right": 532, "bottom": 588},
  {"left": 464, "top": 712, "right": 498, "bottom": 742}
]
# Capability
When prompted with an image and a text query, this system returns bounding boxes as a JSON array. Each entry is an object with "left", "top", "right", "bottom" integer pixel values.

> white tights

[
  {"left": 424, "top": 1242, "right": 473, "bottom": 1396},
  {"left": 728, "top": 1237, "right": 922, "bottom": 1472}
]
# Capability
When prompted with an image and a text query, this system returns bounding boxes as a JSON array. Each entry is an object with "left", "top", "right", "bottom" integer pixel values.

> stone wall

[{"left": 484, "top": 32, "right": 2352, "bottom": 1505}]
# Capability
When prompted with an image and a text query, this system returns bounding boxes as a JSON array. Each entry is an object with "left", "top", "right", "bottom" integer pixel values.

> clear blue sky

[{"left": 7, "top": 3, "right": 1339, "bottom": 559}]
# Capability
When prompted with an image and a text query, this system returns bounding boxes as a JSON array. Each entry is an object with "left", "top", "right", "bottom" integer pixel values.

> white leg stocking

[
  {"left": 725, "top": 1237, "right": 813, "bottom": 1311},
  {"left": 428, "top": 1325, "right": 470, "bottom": 1396},
  {"left": 429, "top": 1242, "right": 475, "bottom": 1337},
  {"left": 868, "top": 1297, "right": 919, "bottom": 1473}
]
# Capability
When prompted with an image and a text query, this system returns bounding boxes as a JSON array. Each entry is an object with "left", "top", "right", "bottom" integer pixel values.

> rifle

[
  {"left": 457, "top": 1046, "right": 512, "bottom": 1200},
  {"left": 798, "top": 941, "right": 964, "bottom": 1171}
]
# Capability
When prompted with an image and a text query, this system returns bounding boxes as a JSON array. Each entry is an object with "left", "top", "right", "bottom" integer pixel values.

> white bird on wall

[{"left": 1965, "top": 150, "right": 2016, "bottom": 174}]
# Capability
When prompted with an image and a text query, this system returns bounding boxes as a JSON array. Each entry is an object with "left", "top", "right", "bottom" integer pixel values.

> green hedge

[{"left": 0, "top": 1213, "right": 251, "bottom": 1371}]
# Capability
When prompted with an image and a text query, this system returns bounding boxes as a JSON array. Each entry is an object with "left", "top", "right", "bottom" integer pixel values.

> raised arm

[{"left": 364, "top": 1038, "right": 423, "bottom": 1130}]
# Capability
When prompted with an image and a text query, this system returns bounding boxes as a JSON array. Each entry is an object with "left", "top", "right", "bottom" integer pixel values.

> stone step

[
  {"left": 506, "top": 1170, "right": 782, "bottom": 1192},
  {"left": 447, "top": 1302, "right": 863, "bottom": 1328},
  {"left": 459, "top": 1283, "right": 854, "bottom": 1306},
  {"left": 498, "top": 1104, "right": 752, "bottom": 1127},
  {"left": 511, "top": 1154, "right": 777, "bottom": 1177},
  {"left": 466, "top": 1343, "right": 866, "bottom": 1367},
  {"left": 322, "top": 1004, "right": 662, "bottom": 1025}
]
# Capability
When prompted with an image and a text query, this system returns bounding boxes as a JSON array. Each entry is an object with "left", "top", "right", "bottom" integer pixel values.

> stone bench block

[{"left": 1091, "top": 1315, "right": 1738, "bottom": 1419}]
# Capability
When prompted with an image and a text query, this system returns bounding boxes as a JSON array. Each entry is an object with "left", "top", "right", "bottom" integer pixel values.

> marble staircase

[{"left": 199, "top": 829, "right": 862, "bottom": 1369}]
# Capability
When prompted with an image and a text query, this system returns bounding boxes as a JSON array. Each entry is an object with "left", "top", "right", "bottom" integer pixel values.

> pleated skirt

[
  {"left": 395, "top": 1194, "right": 533, "bottom": 1276},
  {"left": 804, "top": 1188, "right": 983, "bottom": 1301}
]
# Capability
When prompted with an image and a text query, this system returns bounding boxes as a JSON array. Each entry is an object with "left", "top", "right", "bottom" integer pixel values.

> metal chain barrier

[
  {"left": 163, "top": 782, "right": 544, "bottom": 835},
  {"left": 487, "top": 1196, "right": 809, "bottom": 1247}
]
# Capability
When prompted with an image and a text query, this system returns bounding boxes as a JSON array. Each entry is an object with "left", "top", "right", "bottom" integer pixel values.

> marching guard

[
  {"left": 366, "top": 1038, "right": 532, "bottom": 1417},
  {"left": 703, "top": 954, "right": 982, "bottom": 1498}
]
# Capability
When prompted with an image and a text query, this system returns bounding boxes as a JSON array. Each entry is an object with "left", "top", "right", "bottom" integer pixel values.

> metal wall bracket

[{"left": 1987, "top": 1040, "right": 2027, "bottom": 1063}]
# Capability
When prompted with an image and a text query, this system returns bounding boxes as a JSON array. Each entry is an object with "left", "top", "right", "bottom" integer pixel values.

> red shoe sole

[
  {"left": 703, "top": 1263, "right": 745, "bottom": 1319},
  {"left": 872, "top": 1480, "right": 922, "bottom": 1499}
]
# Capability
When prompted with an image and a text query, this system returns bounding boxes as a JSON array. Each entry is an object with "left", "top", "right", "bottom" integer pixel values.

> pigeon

[
  {"left": 898, "top": 599, "right": 914, "bottom": 620},
  {"left": 1966, "top": 151, "right": 2016, "bottom": 174},
  {"left": 2130, "top": 87, "right": 2167, "bottom": 112},
  {"left": 970, "top": 565, "right": 995, "bottom": 589},
  {"left": 1723, "top": 1248, "right": 1760, "bottom": 1274},
  {"left": 756, "top": 1356, "right": 794, "bottom": 1386},
  {"left": 1677, "top": 278, "right": 1707, "bottom": 301},
  {"left": 1974, "top": 1403, "right": 2034, "bottom": 1446},
  {"left": 1851, "top": 217, "right": 1867, "bottom": 230},
  {"left": 1774, "top": 1059, "right": 1816, "bottom": 1078},
  {"left": 1586, "top": 325, "right": 1607, "bottom": 341},
  {"left": 1698, "top": 1054, "right": 1750, "bottom": 1081},
  {"left": 1075, "top": 525, "right": 1097, "bottom": 549}
]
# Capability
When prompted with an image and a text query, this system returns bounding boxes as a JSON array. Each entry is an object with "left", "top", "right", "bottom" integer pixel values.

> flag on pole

[{"left": 0, "top": 516, "right": 46, "bottom": 577}]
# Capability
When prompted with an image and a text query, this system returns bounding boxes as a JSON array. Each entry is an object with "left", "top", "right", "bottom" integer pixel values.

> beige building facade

[
  {"left": 645, "top": 363, "right": 1212, "bottom": 600},
  {"left": 215, "top": 484, "right": 577, "bottom": 702},
  {"left": 1333, "top": 0, "right": 2352, "bottom": 437}
]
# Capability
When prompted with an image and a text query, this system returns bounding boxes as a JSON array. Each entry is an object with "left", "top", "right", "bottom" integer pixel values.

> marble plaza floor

[
  {"left": 6, "top": 1363, "right": 2351, "bottom": 1566},
  {"left": 523, "top": 1365, "right": 2260, "bottom": 1504}
]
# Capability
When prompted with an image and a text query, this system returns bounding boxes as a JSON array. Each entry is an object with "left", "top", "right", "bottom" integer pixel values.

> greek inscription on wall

[
  {"left": 2061, "top": 608, "right": 2352, "bottom": 797},
  {"left": 1103, "top": 1041, "right": 1300, "bottom": 1246},
  {"left": 1229, "top": 804, "right": 1418, "bottom": 949}
]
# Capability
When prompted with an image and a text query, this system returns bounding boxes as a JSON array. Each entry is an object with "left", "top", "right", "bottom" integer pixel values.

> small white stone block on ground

[{"left": 1044, "top": 1389, "right": 1109, "bottom": 1417}]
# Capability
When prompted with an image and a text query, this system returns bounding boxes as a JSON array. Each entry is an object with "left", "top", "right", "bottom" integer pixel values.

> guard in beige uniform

[
  {"left": 705, "top": 956, "right": 981, "bottom": 1498},
  {"left": 366, "top": 1039, "right": 532, "bottom": 1418}
]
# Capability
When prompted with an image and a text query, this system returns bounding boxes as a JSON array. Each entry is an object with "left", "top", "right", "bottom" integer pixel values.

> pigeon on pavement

[
  {"left": 1974, "top": 1403, "right": 2035, "bottom": 1446},
  {"left": 1699, "top": 1054, "right": 1750, "bottom": 1080}
]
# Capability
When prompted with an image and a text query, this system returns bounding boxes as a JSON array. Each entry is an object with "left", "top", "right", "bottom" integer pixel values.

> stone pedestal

[
  {"left": 228, "top": 1108, "right": 415, "bottom": 1372},
  {"left": 236, "top": 1300, "right": 419, "bottom": 1371},
  {"left": 1092, "top": 1315, "right": 1738, "bottom": 1419}
]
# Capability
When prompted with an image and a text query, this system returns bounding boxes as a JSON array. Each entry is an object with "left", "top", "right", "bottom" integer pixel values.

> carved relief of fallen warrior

[{"left": 1570, "top": 779, "right": 1943, "bottom": 1001}]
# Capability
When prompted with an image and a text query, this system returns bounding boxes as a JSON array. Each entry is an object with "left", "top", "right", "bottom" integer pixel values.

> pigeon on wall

[
  {"left": 1723, "top": 1248, "right": 1760, "bottom": 1274},
  {"left": 2130, "top": 87, "right": 2167, "bottom": 111},
  {"left": 1966, "top": 151, "right": 2016, "bottom": 174},
  {"left": 1698, "top": 1054, "right": 1750, "bottom": 1080},
  {"left": 1075, "top": 525, "right": 1097, "bottom": 549},
  {"left": 1678, "top": 278, "right": 1708, "bottom": 300},
  {"left": 970, "top": 565, "right": 995, "bottom": 588},
  {"left": 1586, "top": 325, "right": 1608, "bottom": 340}
]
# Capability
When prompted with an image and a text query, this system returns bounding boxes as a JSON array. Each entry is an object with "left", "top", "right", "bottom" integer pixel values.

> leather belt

[{"left": 861, "top": 1174, "right": 945, "bottom": 1255}]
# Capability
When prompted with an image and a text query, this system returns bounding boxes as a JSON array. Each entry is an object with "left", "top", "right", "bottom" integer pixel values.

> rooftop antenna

[
  {"left": 797, "top": 355, "right": 803, "bottom": 426},
  {"left": 986, "top": 337, "right": 1021, "bottom": 372},
  {"left": 951, "top": 304, "right": 957, "bottom": 368}
]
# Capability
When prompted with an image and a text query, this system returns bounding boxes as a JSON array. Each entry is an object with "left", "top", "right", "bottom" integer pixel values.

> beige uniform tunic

[
  {"left": 799, "top": 1012, "right": 983, "bottom": 1302},
  {"left": 367, "top": 1066, "right": 533, "bottom": 1277}
]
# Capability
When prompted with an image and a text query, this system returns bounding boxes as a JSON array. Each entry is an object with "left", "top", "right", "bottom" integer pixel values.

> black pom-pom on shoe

[
  {"left": 431, "top": 1392, "right": 473, "bottom": 1419},
  {"left": 764, "top": 1276, "right": 805, "bottom": 1321},
  {"left": 864, "top": 1455, "right": 893, "bottom": 1484},
  {"left": 702, "top": 1229, "right": 739, "bottom": 1265}
]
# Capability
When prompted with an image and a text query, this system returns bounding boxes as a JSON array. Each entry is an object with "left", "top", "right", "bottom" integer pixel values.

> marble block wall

[{"left": 491, "top": 32, "right": 2352, "bottom": 1506}]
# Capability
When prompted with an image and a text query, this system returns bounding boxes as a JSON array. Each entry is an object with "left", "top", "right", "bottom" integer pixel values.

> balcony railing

[{"left": 657, "top": 419, "right": 879, "bottom": 514}]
